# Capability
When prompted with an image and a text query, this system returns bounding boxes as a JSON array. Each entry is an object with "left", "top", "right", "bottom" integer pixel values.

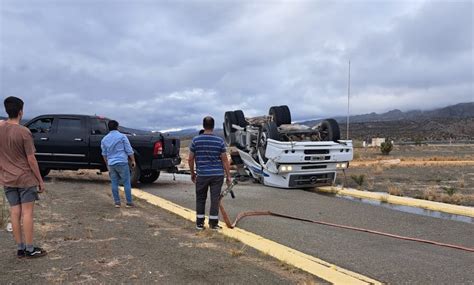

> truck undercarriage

[{"left": 223, "top": 106, "right": 353, "bottom": 188}]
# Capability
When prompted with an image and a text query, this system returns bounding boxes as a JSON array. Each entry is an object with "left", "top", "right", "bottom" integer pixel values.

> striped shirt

[{"left": 190, "top": 134, "right": 226, "bottom": 176}]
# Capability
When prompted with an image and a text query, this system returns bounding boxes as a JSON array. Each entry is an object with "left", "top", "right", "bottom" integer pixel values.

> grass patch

[
  {"left": 388, "top": 185, "right": 403, "bottom": 196},
  {"left": 230, "top": 245, "right": 247, "bottom": 257}
]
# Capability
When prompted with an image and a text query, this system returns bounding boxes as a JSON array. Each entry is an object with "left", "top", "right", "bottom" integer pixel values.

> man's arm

[
  {"left": 188, "top": 152, "right": 196, "bottom": 183},
  {"left": 123, "top": 136, "right": 136, "bottom": 168},
  {"left": 220, "top": 152, "right": 232, "bottom": 187},
  {"left": 27, "top": 154, "right": 44, "bottom": 193}
]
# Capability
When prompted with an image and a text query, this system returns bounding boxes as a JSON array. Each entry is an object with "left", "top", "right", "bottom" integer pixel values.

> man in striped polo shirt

[{"left": 188, "top": 116, "right": 231, "bottom": 230}]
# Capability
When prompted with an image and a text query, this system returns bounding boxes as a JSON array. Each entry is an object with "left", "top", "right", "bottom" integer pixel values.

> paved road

[{"left": 141, "top": 174, "right": 474, "bottom": 284}]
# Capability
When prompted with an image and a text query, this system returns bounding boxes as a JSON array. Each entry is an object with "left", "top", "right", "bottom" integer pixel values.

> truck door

[
  {"left": 88, "top": 117, "right": 109, "bottom": 170},
  {"left": 47, "top": 116, "right": 89, "bottom": 167},
  {"left": 25, "top": 116, "right": 56, "bottom": 166}
]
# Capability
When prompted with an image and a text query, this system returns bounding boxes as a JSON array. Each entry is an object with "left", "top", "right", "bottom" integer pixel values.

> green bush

[
  {"left": 351, "top": 174, "right": 365, "bottom": 190},
  {"left": 380, "top": 141, "right": 393, "bottom": 155},
  {"left": 442, "top": 186, "right": 457, "bottom": 196}
]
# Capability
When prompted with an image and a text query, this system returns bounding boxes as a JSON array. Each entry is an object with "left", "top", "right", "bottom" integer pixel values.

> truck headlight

[
  {"left": 336, "top": 163, "right": 348, "bottom": 169},
  {"left": 279, "top": 165, "right": 293, "bottom": 173}
]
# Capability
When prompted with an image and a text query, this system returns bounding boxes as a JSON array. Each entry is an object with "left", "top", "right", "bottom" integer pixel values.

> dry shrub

[
  {"left": 366, "top": 175, "right": 375, "bottom": 191},
  {"left": 388, "top": 185, "right": 403, "bottom": 196},
  {"left": 0, "top": 195, "right": 9, "bottom": 229},
  {"left": 459, "top": 174, "right": 465, "bottom": 189},
  {"left": 373, "top": 164, "right": 384, "bottom": 175},
  {"left": 422, "top": 186, "right": 439, "bottom": 201}
]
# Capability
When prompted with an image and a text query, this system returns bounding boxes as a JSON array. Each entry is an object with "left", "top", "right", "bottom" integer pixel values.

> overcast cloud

[{"left": 1, "top": 0, "right": 472, "bottom": 130}]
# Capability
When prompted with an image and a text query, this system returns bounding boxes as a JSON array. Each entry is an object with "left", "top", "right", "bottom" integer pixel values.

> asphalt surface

[{"left": 141, "top": 173, "right": 474, "bottom": 284}]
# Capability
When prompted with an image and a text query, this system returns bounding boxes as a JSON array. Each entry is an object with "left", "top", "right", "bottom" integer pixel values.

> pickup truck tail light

[{"left": 153, "top": 141, "right": 163, "bottom": 156}]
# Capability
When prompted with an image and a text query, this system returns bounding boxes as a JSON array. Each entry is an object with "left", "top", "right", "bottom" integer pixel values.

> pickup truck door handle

[
  {"left": 40, "top": 137, "right": 49, "bottom": 141},
  {"left": 74, "top": 138, "right": 83, "bottom": 142}
]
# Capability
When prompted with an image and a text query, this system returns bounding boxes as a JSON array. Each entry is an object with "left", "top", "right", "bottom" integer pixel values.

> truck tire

[
  {"left": 139, "top": 170, "right": 160, "bottom": 184},
  {"left": 224, "top": 111, "right": 238, "bottom": 146},
  {"left": 130, "top": 165, "right": 141, "bottom": 187},
  {"left": 264, "top": 121, "right": 280, "bottom": 141},
  {"left": 320, "top": 119, "right": 341, "bottom": 142},
  {"left": 258, "top": 121, "right": 280, "bottom": 163},
  {"left": 233, "top": 110, "right": 248, "bottom": 128},
  {"left": 40, "top": 168, "right": 50, "bottom": 178},
  {"left": 269, "top": 105, "right": 291, "bottom": 126},
  {"left": 278, "top": 105, "right": 292, "bottom": 125}
]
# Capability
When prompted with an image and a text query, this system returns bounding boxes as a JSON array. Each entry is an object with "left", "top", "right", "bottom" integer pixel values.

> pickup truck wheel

[
  {"left": 269, "top": 106, "right": 291, "bottom": 126},
  {"left": 130, "top": 166, "right": 141, "bottom": 187},
  {"left": 40, "top": 168, "right": 50, "bottom": 178},
  {"left": 139, "top": 170, "right": 160, "bottom": 184},
  {"left": 320, "top": 119, "right": 341, "bottom": 142}
]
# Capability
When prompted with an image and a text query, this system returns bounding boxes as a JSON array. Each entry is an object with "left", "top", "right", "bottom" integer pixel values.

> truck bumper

[{"left": 151, "top": 156, "right": 181, "bottom": 170}]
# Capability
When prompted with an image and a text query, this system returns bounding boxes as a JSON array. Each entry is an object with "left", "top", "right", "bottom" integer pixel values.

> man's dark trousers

[{"left": 196, "top": 175, "right": 224, "bottom": 226}]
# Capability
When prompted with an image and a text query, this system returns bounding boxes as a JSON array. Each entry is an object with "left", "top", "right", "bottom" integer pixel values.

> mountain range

[{"left": 1, "top": 102, "right": 472, "bottom": 141}]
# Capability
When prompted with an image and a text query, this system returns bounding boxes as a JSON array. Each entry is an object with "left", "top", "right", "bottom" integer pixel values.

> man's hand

[
  {"left": 226, "top": 175, "right": 232, "bottom": 187},
  {"left": 130, "top": 161, "right": 136, "bottom": 169},
  {"left": 191, "top": 172, "right": 197, "bottom": 184},
  {"left": 38, "top": 182, "right": 46, "bottom": 193}
]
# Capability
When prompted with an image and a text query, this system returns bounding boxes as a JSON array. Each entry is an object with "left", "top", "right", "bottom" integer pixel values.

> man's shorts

[{"left": 3, "top": 186, "right": 39, "bottom": 206}]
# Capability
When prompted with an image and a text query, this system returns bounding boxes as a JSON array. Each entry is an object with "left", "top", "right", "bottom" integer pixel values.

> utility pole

[{"left": 347, "top": 60, "right": 351, "bottom": 140}]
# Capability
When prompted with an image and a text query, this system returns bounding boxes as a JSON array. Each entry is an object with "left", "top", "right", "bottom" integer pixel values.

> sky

[{"left": 0, "top": 0, "right": 473, "bottom": 131}]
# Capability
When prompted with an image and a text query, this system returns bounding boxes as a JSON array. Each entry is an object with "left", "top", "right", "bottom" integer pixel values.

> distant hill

[
  {"left": 302, "top": 102, "right": 474, "bottom": 125},
  {"left": 301, "top": 102, "right": 474, "bottom": 142}
]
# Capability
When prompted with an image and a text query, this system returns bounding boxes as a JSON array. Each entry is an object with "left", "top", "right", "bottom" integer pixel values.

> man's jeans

[{"left": 108, "top": 163, "right": 132, "bottom": 204}]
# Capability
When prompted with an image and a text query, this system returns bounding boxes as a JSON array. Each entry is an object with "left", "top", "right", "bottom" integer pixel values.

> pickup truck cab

[{"left": 24, "top": 114, "right": 181, "bottom": 185}]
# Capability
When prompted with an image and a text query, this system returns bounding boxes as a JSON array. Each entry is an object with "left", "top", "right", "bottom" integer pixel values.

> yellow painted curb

[
  {"left": 318, "top": 187, "right": 474, "bottom": 218},
  {"left": 127, "top": 187, "right": 381, "bottom": 285}
]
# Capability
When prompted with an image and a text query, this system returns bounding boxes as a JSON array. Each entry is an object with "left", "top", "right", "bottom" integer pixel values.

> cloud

[{"left": 1, "top": 0, "right": 472, "bottom": 130}]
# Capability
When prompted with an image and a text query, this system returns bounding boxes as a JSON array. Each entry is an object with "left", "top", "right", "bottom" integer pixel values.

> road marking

[
  {"left": 318, "top": 186, "right": 474, "bottom": 218},
  {"left": 127, "top": 187, "right": 381, "bottom": 285}
]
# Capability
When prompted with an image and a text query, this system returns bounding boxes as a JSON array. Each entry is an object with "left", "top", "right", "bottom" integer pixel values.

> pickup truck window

[
  {"left": 57, "top": 118, "right": 82, "bottom": 133},
  {"left": 28, "top": 118, "right": 54, "bottom": 133},
  {"left": 90, "top": 118, "right": 108, "bottom": 135}
]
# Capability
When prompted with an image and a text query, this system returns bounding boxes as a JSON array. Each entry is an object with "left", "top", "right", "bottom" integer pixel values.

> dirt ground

[
  {"left": 180, "top": 143, "right": 474, "bottom": 206},
  {"left": 0, "top": 173, "right": 320, "bottom": 284}
]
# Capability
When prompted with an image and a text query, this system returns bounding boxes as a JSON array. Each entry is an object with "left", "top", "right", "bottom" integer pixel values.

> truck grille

[
  {"left": 289, "top": 173, "right": 335, "bottom": 187},
  {"left": 304, "top": 149, "right": 330, "bottom": 155}
]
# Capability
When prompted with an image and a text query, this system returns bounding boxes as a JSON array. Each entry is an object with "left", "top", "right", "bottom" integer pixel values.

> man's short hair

[
  {"left": 4, "top": 96, "right": 24, "bottom": 119},
  {"left": 203, "top": 116, "right": 214, "bottom": 130},
  {"left": 108, "top": 120, "right": 119, "bottom": 131}
]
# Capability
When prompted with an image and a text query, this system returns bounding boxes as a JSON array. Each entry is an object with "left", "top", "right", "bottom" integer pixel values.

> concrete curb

[
  {"left": 318, "top": 186, "right": 474, "bottom": 218},
  {"left": 126, "top": 187, "right": 382, "bottom": 285}
]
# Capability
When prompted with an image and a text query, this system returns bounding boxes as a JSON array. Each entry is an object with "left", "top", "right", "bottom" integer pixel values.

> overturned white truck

[{"left": 223, "top": 106, "right": 353, "bottom": 188}]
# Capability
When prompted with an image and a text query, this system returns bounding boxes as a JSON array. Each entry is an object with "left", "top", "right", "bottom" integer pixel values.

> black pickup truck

[{"left": 24, "top": 114, "right": 181, "bottom": 185}]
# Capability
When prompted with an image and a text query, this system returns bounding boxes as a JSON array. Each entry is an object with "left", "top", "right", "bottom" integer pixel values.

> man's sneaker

[
  {"left": 17, "top": 249, "right": 25, "bottom": 258},
  {"left": 196, "top": 224, "right": 204, "bottom": 230},
  {"left": 125, "top": 203, "right": 134, "bottom": 208},
  {"left": 25, "top": 247, "right": 47, "bottom": 258},
  {"left": 210, "top": 224, "right": 222, "bottom": 231}
]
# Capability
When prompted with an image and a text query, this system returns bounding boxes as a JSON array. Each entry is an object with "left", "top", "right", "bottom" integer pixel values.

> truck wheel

[
  {"left": 40, "top": 168, "right": 50, "bottom": 178},
  {"left": 224, "top": 111, "right": 238, "bottom": 146},
  {"left": 258, "top": 121, "right": 280, "bottom": 163},
  {"left": 233, "top": 110, "right": 248, "bottom": 128},
  {"left": 139, "top": 170, "right": 160, "bottom": 184},
  {"left": 130, "top": 166, "right": 141, "bottom": 187},
  {"left": 320, "top": 119, "right": 341, "bottom": 142},
  {"left": 269, "top": 105, "right": 291, "bottom": 126}
]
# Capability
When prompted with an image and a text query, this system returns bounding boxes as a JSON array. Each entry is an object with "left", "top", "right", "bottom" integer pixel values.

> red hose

[{"left": 219, "top": 200, "right": 474, "bottom": 253}]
